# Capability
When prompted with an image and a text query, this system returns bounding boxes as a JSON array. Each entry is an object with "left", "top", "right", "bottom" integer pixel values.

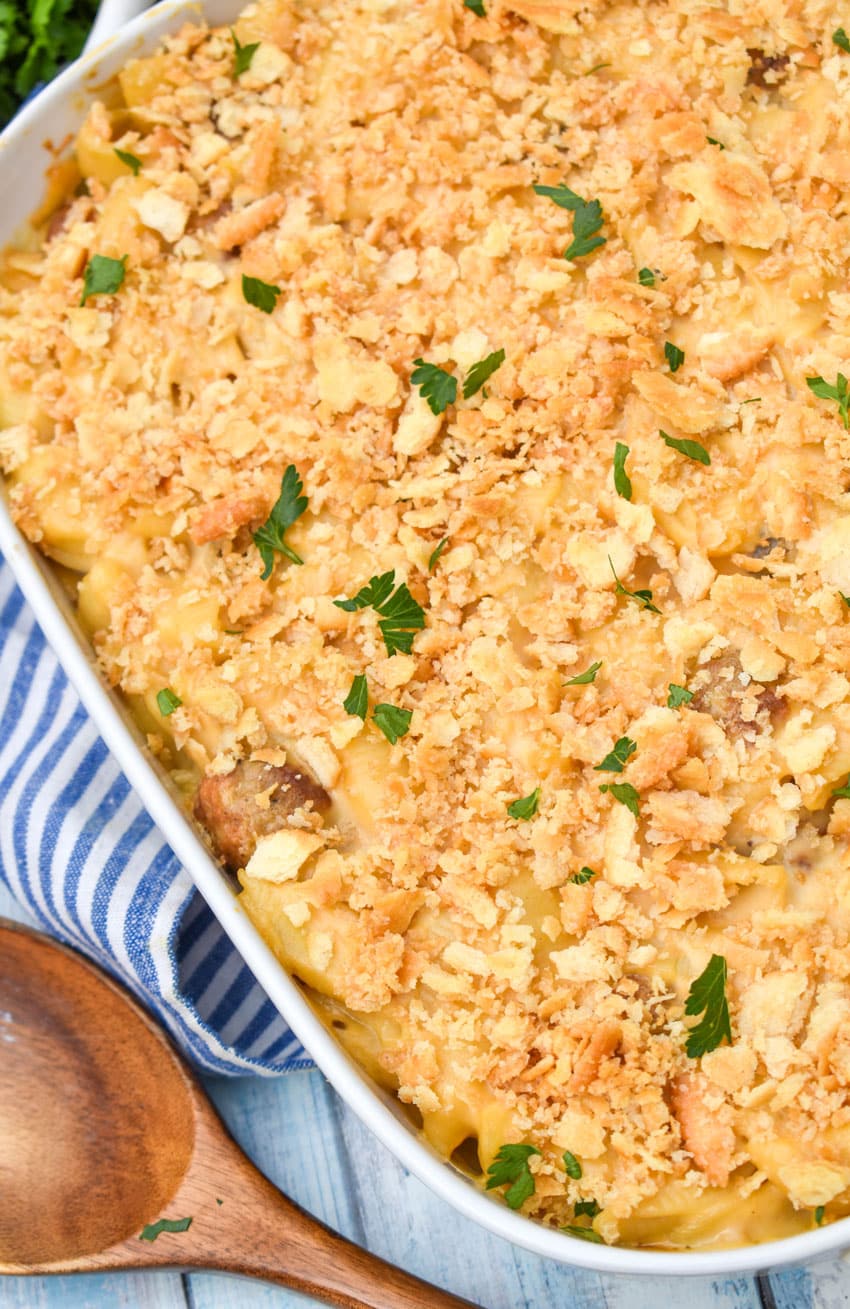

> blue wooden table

[{"left": 2, "top": 884, "right": 848, "bottom": 1309}]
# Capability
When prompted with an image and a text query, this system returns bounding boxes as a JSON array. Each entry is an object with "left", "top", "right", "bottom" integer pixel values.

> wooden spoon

[{"left": 0, "top": 918, "right": 478, "bottom": 1307}]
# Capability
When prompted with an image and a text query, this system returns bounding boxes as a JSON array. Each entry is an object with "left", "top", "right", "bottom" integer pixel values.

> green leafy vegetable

[
  {"left": 564, "top": 661, "right": 602, "bottom": 686},
  {"left": 232, "top": 28, "right": 259, "bottom": 77},
  {"left": 334, "top": 571, "right": 396, "bottom": 613},
  {"left": 532, "top": 183, "right": 585, "bottom": 210},
  {"left": 585, "top": 62, "right": 611, "bottom": 75},
  {"left": 833, "top": 27, "right": 850, "bottom": 53},
  {"left": 613, "top": 442, "right": 632, "bottom": 500},
  {"left": 343, "top": 674, "right": 368, "bottom": 720},
  {"left": 485, "top": 1144, "right": 540, "bottom": 1210},
  {"left": 0, "top": 0, "right": 101, "bottom": 129},
  {"left": 335, "top": 570, "right": 425, "bottom": 656},
  {"left": 574, "top": 1199, "right": 601, "bottom": 1219},
  {"left": 252, "top": 465, "right": 308, "bottom": 578},
  {"left": 594, "top": 736, "right": 636, "bottom": 774},
  {"left": 373, "top": 703, "right": 412, "bottom": 744},
  {"left": 667, "top": 683, "right": 694, "bottom": 708},
  {"left": 428, "top": 538, "right": 449, "bottom": 571},
  {"left": 242, "top": 274, "right": 282, "bottom": 314},
  {"left": 684, "top": 954, "right": 731, "bottom": 1058},
  {"left": 411, "top": 358, "right": 457, "bottom": 415},
  {"left": 815, "top": 1205, "right": 826, "bottom": 1225},
  {"left": 569, "top": 866, "right": 597, "bottom": 885},
  {"left": 563, "top": 1151, "right": 583, "bottom": 1180},
  {"left": 599, "top": 781, "right": 640, "bottom": 816},
  {"left": 806, "top": 374, "right": 850, "bottom": 429},
  {"left": 463, "top": 348, "right": 505, "bottom": 399},
  {"left": 507, "top": 787, "right": 541, "bottom": 821},
  {"left": 156, "top": 688, "right": 181, "bottom": 717},
  {"left": 638, "top": 267, "right": 656, "bottom": 287},
  {"left": 561, "top": 1224, "right": 603, "bottom": 1243},
  {"left": 114, "top": 148, "right": 142, "bottom": 176},
  {"left": 660, "top": 430, "right": 711, "bottom": 465},
  {"left": 664, "top": 341, "right": 685, "bottom": 373},
  {"left": 832, "top": 776, "right": 850, "bottom": 799},
  {"left": 80, "top": 254, "right": 127, "bottom": 306},
  {"left": 532, "top": 183, "right": 606, "bottom": 260},
  {"left": 609, "top": 558, "right": 660, "bottom": 614},
  {"left": 139, "top": 1216, "right": 193, "bottom": 1242},
  {"left": 464, "top": 0, "right": 486, "bottom": 13},
  {"left": 706, "top": 136, "right": 725, "bottom": 149}
]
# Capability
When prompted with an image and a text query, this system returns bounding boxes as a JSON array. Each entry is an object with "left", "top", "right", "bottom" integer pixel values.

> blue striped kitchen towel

[{"left": 0, "top": 555, "right": 312, "bottom": 1075}]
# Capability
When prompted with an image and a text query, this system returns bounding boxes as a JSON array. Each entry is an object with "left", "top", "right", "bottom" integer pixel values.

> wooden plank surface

[{"left": 1, "top": 883, "right": 848, "bottom": 1308}]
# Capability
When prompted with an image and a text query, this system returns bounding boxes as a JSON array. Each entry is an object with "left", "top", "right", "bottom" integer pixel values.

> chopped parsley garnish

[
  {"left": 740, "top": 397, "right": 762, "bottom": 405},
  {"left": 343, "top": 673, "right": 368, "bottom": 720},
  {"left": 563, "top": 1151, "right": 582, "bottom": 1180},
  {"left": 507, "top": 787, "right": 541, "bottom": 821},
  {"left": 485, "top": 1144, "right": 540, "bottom": 1210},
  {"left": 609, "top": 557, "right": 660, "bottom": 614},
  {"left": 463, "top": 348, "right": 506, "bottom": 399},
  {"left": 599, "top": 781, "right": 640, "bottom": 816},
  {"left": 464, "top": 0, "right": 486, "bottom": 13},
  {"left": 564, "top": 660, "right": 602, "bottom": 686},
  {"left": 334, "top": 570, "right": 426, "bottom": 656},
  {"left": 253, "top": 465, "right": 308, "bottom": 578},
  {"left": 80, "top": 254, "right": 127, "bottom": 306},
  {"left": 231, "top": 28, "right": 259, "bottom": 77},
  {"left": 139, "top": 1216, "right": 192, "bottom": 1242},
  {"left": 832, "top": 776, "right": 850, "bottom": 799},
  {"left": 569, "top": 866, "right": 597, "bottom": 885},
  {"left": 223, "top": 629, "right": 243, "bottom": 636},
  {"left": 638, "top": 267, "right": 656, "bottom": 287},
  {"left": 833, "top": 27, "right": 850, "bottom": 53},
  {"left": 685, "top": 954, "right": 731, "bottom": 1058},
  {"left": 613, "top": 441, "right": 632, "bottom": 500},
  {"left": 664, "top": 341, "right": 685, "bottom": 373},
  {"left": 841, "top": 593, "right": 850, "bottom": 608},
  {"left": 561, "top": 1224, "right": 603, "bottom": 1243},
  {"left": 242, "top": 274, "right": 282, "bottom": 314},
  {"left": 585, "top": 62, "right": 611, "bottom": 76},
  {"left": 815, "top": 1205, "right": 826, "bottom": 1225},
  {"left": 660, "top": 430, "right": 711, "bottom": 465},
  {"left": 532, "top": 183, "right": 606, "bottom": 260},
  {"left": 806, "top": 374, "right": 850, "bottom": 429},
  {"left": 594, "top": 736, "right": 636, "bottom": 774},
  {"left": 114, "top": 148, "right": 141, "bottom": 175},
  {"left": 575, "top": 1199, "right": 601, "bottom": 1219},
  {"left": 667, "top": 683, "right": 694, "bottom": 708},
  {"left": 373, "top": 703, "right": 412, "bottom": 744},
  {"left": 156, "top": 688, "right": 182, "bottom": 717},
  {"left": 411, "top": 358, "right": 457, "bottom": 415},
  {"left": 428, "top": 538, "right": 449, "bottom": 571},
  {"left": 706, "top": 136, "right": 725, "bottom": 149}
]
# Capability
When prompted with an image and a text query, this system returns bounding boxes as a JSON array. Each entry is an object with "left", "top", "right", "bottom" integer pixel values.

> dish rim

[{"left": 0, "top": 0, "right": 846, "bottom": 1275}]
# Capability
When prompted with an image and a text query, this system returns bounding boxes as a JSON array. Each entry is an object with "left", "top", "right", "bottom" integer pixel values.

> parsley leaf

[
  {"left": 569, "top": 866, "right": 597, "bottom": 885},
  {"left": 638, "top": 266, "right": 656, "bottom": 287},
  {"left": 139, "top": 1216, "right": 192, "bottom": 1242},
  {"left": 428, "top": 538, "right": 449, "bottom": 571},
  {"left": 667, "top": 683, "right": 694, "bottom": 708},
  {"left": 564, "top": 661, "right": 602, "bottom": 686},
  {"left": 841, "top": 593, "right": 850, "bottom": 608},
  {"left": 156, "top": 688, "right": 181, "bottom": 717},
  {"left": 561, "top": 1224, "right": 603, "bottom": 1243},
  {"left": 507, "top": 787, "right": 541, "bottom": 820},
  {"left": 594, "top": 736, "right": 636, "bottom": 773},
  {"left": 806, "top": 374, "right": 850, "bottom": 428},
  {"left": 684, "top": 954, "right": 732, "bottom": 1058},
  {"left": 660, "top": 430, "right": 711, "bottom": 465},
  {"left": 832, "top": 776, "right": 850, "bottom": 799},
  {"left": 411, "top": 358, "right": 457, "bottom": 415},
  {"left": 563, "top": 1151, "right": 582, "bottom": 1180},
  {"left": 664, "top": 341, "right": 685, "bottom": 373},
  {"left": 565, "top": 197, "right": 606, "bottom": 260},
  {"left": 464, "top": 0, "right": 486, "bottom": 13},
  {"left": 252, "top": 465, "right": 308, "bottom": 578},
  {"left": 80, "top": 254, "right": 127, "bottom": 306},
  {"left": 485, "top": 1144, "right": 540, "bottom": 1210},
  {"left": 373, "top": 703, "right": 411, "bottom": 744},
  {"left": 613, "top": 441, "right": 632, "bottom": 500},
  {"left": 834, "top": 27, "right": 850, "bottom": 53},
  {"left": 706, "top": 136, "right": 725, "bottom": 150},
  {"left": 335, "top": 571, "right": 425, "bottom": 656},
  {"left": 532, "top": 183, "right": 585, "bottom": 210},
  {"left": 609, "top": 557, "right": 660, "bottom": 614},
  {"left": 231, "top": 28, "right": 259, "bottom": 77},
  {"left": 343, "top": 674, "right": 368, "bottom": 720},
  {"left": 463, "top": 348, "right": 505, "bottom": 399},
  {"left": 815, "top": 1205, "right": 826, "bottom": 1225},
  {"left": 575, "top": 1199, "right": 601, "bottom": 1219},
  {"left": 114, "top": 148, "right": 141, "bottom": 175},
  {"left": 599, "top": 781, "right": 640, "bottom": 816},
  {"left": 242, "top": 274, "right": 282, "bottom": 314}
]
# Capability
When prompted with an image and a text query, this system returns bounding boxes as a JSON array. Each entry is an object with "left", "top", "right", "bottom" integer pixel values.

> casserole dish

[{"left": 3, "top": 0, "right": 850, "bottom": 1274}]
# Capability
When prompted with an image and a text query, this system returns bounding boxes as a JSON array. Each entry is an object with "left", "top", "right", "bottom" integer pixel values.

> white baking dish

[{"left": 1, "top": 0, "right": 846, "bottom": 1276}]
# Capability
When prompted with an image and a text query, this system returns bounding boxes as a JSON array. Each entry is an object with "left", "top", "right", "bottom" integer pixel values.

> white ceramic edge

[
  {"left": 85, "top": 0, "right": 152, "bottom": 52},
  {"left": 2, "top": 0, "right": 848, "bottom": 1278}
]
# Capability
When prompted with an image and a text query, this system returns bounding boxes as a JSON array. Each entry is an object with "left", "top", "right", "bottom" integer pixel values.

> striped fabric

[{"left": 0, "top": 555, "right": 311, "bottom": 1075}]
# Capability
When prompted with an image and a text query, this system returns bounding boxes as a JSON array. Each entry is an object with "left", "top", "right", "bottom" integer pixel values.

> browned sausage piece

[
  {"left": 690, "top": 654, "right": 785, "bottom": 743},
  {"left": 746, "top": 48, "right": 790, "bottom": 89},
  {"left": 194, "top": 759, "right": 331, "bottom": 871}
]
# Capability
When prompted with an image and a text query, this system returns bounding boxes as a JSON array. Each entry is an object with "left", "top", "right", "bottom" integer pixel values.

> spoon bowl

[{"left": 0, "top": 919, "right": 476, "bottom": 1308}]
